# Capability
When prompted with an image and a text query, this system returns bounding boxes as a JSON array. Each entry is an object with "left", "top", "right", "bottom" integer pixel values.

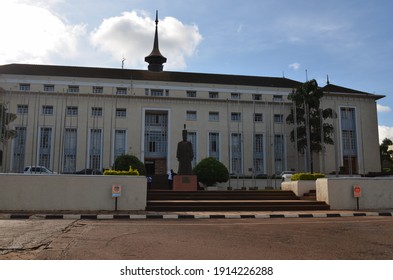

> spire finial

[
  {"left": 327, "top": 75, "right": 330, "bottom": 85},
  {"left": 144, "top": 10, "right": 167, "bottom": 72}
]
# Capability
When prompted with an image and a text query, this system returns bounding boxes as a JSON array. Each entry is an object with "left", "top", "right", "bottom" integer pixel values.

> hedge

[
  {"left": 290, "top": 173, "right": 325, "bottom": 181},
  {"left": 104, "top": 166, "right": 140, "bottom": 176}
]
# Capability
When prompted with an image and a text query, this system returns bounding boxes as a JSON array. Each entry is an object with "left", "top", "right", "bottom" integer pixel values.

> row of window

[
  {"left": 18, "top": 83, "right": 128, "bottom": 95},
  {"left": 187, "top": 91, "right": 284, "bottom": 101},
  {"left": 12, "top": 127, "right": 127, "bottom": 173},
  {"left": 187, "top": 111, "right": 284, "bottom": 123},
  {"left": 17, "top": 104, "right": 127, "bottom": 118},
  {"left": 12, "top": 126, "right": 284, "bottom": 175},
  {"left": 18, "top": 83, "right": 285, "bottom": 101},
  {"left": 17, "top": 104, "right": 284, "bottom": 123}
]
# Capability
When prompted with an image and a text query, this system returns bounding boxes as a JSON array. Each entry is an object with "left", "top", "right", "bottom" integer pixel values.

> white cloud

[
  {"left": 288, "top": 62, "right": 301, "bottom": 70},
  {"left": 377, "top": 103, "right": 392, "bottom": 113},
  {"left": 90, "top": 11, "right": 203, "bottom": 70},
  {"left": 0, "top": 0, "right": 86, "bottom": 65},
  {"left": 379, "top": 125, "right": 393, "bottom": 143}
]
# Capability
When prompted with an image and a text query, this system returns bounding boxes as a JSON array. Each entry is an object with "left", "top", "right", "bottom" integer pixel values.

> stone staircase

[
  {"left": 301, "top": 190, "right": 317, "bottom": 200},
  {"left": 146, "top": 190, "right": 330, "bottom": 211}
]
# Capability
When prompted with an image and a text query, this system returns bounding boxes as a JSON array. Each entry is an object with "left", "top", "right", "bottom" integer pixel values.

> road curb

[{"left": 0, "top": 212, "right": 392, "bottom": 220}]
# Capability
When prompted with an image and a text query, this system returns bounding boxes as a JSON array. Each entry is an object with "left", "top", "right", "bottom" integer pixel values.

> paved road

[{"left": 1, "top": 216, "right": 393, "bottom": 260}]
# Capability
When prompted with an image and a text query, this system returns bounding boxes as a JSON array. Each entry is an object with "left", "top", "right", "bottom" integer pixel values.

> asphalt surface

[{"left": 1, "top": 214, "right": 393, "bottom": 260}]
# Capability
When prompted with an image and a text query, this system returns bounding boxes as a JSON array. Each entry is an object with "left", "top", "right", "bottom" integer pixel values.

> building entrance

[{"left": 144, "top": 111, "right": 169, "bottom": 189}]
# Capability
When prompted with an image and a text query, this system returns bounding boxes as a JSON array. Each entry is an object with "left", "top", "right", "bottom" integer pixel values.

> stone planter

[{"left": 281, "top": 180, "right": 316, "bottom": 197}]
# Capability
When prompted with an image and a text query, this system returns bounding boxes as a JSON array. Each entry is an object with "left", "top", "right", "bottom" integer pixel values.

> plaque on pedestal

[{"left": 173, "top": 175, "right": 197, "bottom": 191}]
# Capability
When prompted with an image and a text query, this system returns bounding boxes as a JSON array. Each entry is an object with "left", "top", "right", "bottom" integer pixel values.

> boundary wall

[
  {"left": 0, "top": 174, "right": 147, "bottom": 211},
  {"left": 316, "top": 177, "right": 393, "bottom": 210}
]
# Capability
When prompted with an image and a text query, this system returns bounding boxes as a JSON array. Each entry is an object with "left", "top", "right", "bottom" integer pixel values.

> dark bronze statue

[{"left": 176, "top": 127, "right": 194, "bottom": 175}]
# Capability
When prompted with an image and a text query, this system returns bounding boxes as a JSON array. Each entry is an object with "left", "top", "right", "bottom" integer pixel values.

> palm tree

[{"left": 286, "top": 79, "right": 336, "bottom": 172}]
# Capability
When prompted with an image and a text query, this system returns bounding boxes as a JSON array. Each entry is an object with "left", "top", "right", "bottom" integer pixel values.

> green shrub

[
  {"left": 104, "top": 166, "right": 140, "bottom": 176},
  {"left": 291, "top": 173, "right": 325, "bottom": 181},
  {"left": 193, "top": 157, "right": 229, "bottom": 186},
  {"left": 113, "top": 154, "right": 146, "bottom": 175}
]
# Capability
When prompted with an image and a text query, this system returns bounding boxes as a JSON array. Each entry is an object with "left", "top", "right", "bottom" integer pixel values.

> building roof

[
  {"left": 322, "top": 83, "right": 384, "bottom": 100},
  {"left": 0, "top": 63, "right": 385, "bottom": 100},
  {"left": 0, "top": 63, "right": 302, "bottom": 89}
]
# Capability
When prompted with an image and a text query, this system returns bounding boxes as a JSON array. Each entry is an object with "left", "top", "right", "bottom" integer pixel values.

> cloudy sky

[{"left": 1, "top": 0, "right": 392, "bottom": 142}]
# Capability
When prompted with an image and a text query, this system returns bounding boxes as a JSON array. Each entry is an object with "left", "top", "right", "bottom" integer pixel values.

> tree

[
  {"left": 113, "top": 154, "right": 146, "bottom": 175},
  {"left": 0, "top": 103, "right": 17, "bottom": 166},
  {"left": 286, "top": 79, "right": 336, "bottom": 172},
  {"left": 0, "top": 103, "right": 17, "bottom": 144},
  {"left": 193, "top": 157, "right": 229, "bottom": 186},
  {"left": 380, "top": 138, "right": 393, "bottom": 173}
]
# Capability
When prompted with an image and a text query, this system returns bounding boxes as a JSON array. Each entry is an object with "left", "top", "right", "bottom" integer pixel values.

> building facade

[
  {"left": 0, "top": 15, "right": 384, "bottom": 178},
  {"left": 0, "top": 64, "right": 383, "bottom": 177}
]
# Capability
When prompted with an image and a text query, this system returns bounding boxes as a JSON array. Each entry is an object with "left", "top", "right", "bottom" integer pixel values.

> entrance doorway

[{"left": 343, "top": 156, "right": 358, "bottom": 175}]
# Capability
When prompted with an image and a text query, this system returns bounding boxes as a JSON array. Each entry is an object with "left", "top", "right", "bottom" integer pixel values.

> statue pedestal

[{"left": 173, "top": 175, "right": 197, "bottom": 191}]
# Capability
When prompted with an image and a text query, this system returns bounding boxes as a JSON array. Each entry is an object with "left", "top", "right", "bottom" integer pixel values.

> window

[
  {"left": 209, "top": 112, "right": 219, "bottom": 121},
  {"left": 44, "top": 84, "right": 55, "bottom": 92},
  {"left": 114, "top": 130, "right": 126, "bottom": 159},
  {"left": 42, "top": 105, "right": 53, "bottom": 115},
  {"left": 186, "top": 111, "right": 197, "bottom": 121},
  {"left": 231, "top": 133, "right": 242, "bottom": 175},
  {"left": 273, "top": 95, "right": 283, "bottom": 102},
  {"left": 254, "top": 113, "right": 263, "bottom": 122},
  {"left": 91, "top": 107, "right": 102, "bottom": 117},
  {"left": 208, "top": 132, "right": 220, "bottom": 160},
  {"left": 274, "top": 134, "right": 285, "bottom": 174},
  {"left": 116, "top": 108, "right": 127, "bottom": 118},
  {"left": 254, "top": 134, "right": 264, "bottom": 174},
  {"left": 38, "top": 127, "right": 52, "bottom": 168},
  {"left": 187, "top": 91, "right": 197, "bottom": 98},
  {"left": 89, "top": 129, "right": 102, "bottom": 170},
  {"left": 231, "top": 112, "right": 241, "bottom": 121},
  {"left": 341, "top": 107, "right": 357, "bottom": 155},
  {"left": 12, "top": 127, "right": 27, "bottom": 172},
  {"left": 274, "top": 114, "right": 283, "bottom": 123},
  {"left": 17, "top": 104, "right": 28, "bottom": 114},
  {"left": 253, "top": 94, "right": 262, "bottom": 101},
  {"left": 116, "top": 87, "right": 127, "bottom": 95},
  {"left": 68, "top": 85, "right": 79, "bottom": 93},
  {"left": 63, "top": 128, "right": 77, "bottom": 173},
  {"left": 151, "top": 89, "right": 164, "bottom": 97},
  {"left": 93, "top": 86, "right": 103, "bottom": 94},
  {"left": 209, "top": 92, "right": 219, "bottom": 99},
  {"left": 66, "top": 106, "right": 78, "bottom": 116},
  {"left": 19, "top": 84, "right": 30, "bottom": 91},
  {"left": 231, "top": 93, "right": 241, "bottom": 100},
  {"left": 188, "top": 131, "right": 197, "bottom": 167},
  {"left": 145, "top": 113, "right": 168, "bottom": 157}
]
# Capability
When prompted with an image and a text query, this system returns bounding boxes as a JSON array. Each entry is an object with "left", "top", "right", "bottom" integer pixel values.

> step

[
  {"left": 146, "top": 203, "right": 330, "bottom": 212},
  {"left": 145, "top": 190, "right": 330, "bottom": 212},
  {"left": 147, "top": 190, "right": 299, "bottom": 201}
]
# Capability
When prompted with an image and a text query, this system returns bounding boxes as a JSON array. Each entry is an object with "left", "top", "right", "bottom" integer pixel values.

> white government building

[{"left": 0, "top": 14, "right": 384, "bottom": 181}]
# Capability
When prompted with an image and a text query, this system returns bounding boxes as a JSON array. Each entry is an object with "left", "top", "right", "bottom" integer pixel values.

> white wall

[
  {"left": 316, "top": 177, "right": 393, "bottom": 210},
  {"left": 0, "top": 174, "right": 147, "bottom": 211}
]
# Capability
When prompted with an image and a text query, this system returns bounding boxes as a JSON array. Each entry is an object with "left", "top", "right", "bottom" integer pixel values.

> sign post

[
  {"left": 353, "top": 185, "right": 361, "bottom": 210},
  {"left": 112, "top": 184, "right": 122, "bottom": 211}
]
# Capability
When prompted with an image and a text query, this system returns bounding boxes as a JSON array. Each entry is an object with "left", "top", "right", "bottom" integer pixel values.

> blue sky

[{"left": 1, "top": 0, "right": 392, "bottom": 142}]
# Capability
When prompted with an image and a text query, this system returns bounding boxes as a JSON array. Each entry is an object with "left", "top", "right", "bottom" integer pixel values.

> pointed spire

[{"left": 145, "top": 10, "right": 167, "bottom": 72}]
